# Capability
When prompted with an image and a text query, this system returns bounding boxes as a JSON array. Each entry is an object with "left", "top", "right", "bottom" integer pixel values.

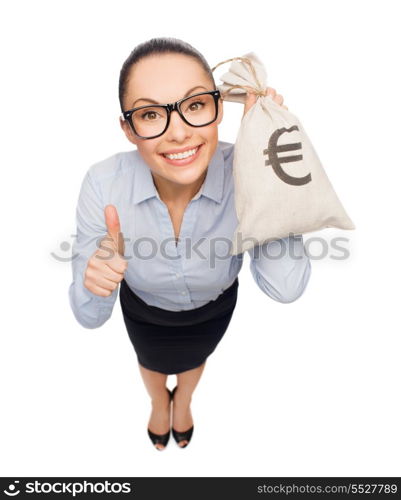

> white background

[{"left": 1, "top": 0, "right": 400, "bottom": 477}]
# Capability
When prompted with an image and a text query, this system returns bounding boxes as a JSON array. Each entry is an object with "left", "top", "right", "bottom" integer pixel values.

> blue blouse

[{"left": 68, "top": 140, "right": 311, "bottom": 328}]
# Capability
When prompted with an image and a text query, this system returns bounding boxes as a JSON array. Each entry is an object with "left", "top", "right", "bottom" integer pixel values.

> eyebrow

[{"left": 131, "top": 85, "right": 208, "bottom": 108}]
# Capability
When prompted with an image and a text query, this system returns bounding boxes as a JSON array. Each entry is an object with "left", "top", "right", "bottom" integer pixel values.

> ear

[
  {"left": 119, "top": 116, "right": 139, "bottom": 146},
  {"left": 216, "top": 98, "right": 224, "bottom": 125}
]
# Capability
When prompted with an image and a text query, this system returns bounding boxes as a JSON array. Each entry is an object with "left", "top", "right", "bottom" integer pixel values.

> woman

[{"left": 68, "top": 38, "right": 311, "bottom": 450}]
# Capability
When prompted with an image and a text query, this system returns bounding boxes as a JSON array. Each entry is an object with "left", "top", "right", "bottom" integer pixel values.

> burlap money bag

[{"left": 211, "top": 52, "right": 355, "bottom": 255}]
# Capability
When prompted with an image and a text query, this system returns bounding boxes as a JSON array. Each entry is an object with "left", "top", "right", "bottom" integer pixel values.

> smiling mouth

[{"left": 160, "top": 144, "right": 203, "bottom": 160}]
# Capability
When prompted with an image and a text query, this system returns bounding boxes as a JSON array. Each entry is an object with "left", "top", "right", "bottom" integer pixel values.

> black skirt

[{"left": 119, "top": 277, "right": 239, "bottom": 375}]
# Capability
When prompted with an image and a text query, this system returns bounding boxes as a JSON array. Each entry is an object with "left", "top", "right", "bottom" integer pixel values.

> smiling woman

[
  {"left": 118, "top": 43, "right": 223, "bottom": 206},
  {"left": 68, "top": 37, "right": 312, "bottom": 451}
]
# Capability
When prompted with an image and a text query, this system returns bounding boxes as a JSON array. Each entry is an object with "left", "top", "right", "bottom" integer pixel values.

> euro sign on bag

[{"left": 211, "top": 52, "right": 356, "bottom": 255}]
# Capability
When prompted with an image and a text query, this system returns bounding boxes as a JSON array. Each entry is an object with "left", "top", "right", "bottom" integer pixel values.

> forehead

[{"left": 126, "top": 53, "right": 210, "bottom": 101}]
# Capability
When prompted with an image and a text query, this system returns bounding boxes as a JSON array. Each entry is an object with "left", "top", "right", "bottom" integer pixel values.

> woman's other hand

[{"left": 242, "top": 86, "right": 288, "bottom": 118}]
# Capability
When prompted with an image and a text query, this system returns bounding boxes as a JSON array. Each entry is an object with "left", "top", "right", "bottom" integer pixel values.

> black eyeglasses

[{"left": 120, "top": 89, "right": 221, "bottom": 139}]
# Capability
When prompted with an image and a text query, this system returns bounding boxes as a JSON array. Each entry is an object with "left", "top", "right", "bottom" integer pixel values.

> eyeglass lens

[{"left": 131, "top": 93, "right": 216, "bottom": 138}]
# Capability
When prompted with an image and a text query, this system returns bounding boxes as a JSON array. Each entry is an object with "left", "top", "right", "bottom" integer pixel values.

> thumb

[
  {"left": 242, "top": 88, "right": 258, "bottom": 119},
  {"left": 104, "top": 204, "right": 124, "bottom": 255}
]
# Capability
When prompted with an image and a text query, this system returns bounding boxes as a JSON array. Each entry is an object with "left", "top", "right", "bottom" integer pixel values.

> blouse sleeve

[
  {"left": 247, "top": 233, "right": 312, "bottom": 303},
  {"left": 68, "top": 169, "right": 119, "bottom": 328}
]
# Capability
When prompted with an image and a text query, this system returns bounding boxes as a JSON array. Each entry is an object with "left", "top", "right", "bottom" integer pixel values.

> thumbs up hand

[{"left": 84, "top": 205, "right": 128, "bottom": 297}]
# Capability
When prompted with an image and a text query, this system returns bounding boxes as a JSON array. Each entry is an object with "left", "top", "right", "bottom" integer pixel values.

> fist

[
  {"left": 242, "top": 86, "right": 288, "bottom": 118},
  {"left": 84, "top": 205, "right": 128, "bottom": 297}
]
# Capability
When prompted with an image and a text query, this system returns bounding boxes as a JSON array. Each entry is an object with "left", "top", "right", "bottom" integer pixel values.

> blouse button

[
  {"left": 181, "top": 291, "right": 186, "bottom": 295},
  {"left": 175, "top": 273, "right": 180, "bottom": 278}
]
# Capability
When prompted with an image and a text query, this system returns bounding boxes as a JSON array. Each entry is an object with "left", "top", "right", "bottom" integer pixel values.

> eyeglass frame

[{"left": 120, "top": 89, "right": 222, "bottom": 140}]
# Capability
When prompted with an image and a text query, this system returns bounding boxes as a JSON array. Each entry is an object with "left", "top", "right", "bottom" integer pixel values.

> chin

[{"left": 164, "top": 164, "right": 207, "bottom": 185}]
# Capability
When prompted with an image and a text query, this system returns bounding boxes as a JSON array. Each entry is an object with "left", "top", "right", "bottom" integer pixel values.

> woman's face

[{"left": 120, "top": 53, "right": 223, "bottom": 188}]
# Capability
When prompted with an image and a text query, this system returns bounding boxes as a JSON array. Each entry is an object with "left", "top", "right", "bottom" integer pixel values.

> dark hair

[{"left": 118, "top": 37, "right": 216, "bottom": 112}]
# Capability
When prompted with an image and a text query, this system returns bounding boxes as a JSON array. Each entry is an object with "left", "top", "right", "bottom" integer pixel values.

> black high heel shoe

[
  {"left": 171, "top": 385, "right": 194, "bottom": 448},
  {"left": 147, "top": 387, "right": 173, "bottom": 450}
]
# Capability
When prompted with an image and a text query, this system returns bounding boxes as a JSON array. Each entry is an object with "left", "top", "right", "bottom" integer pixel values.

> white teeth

[{"left": 164, "top": 146, "right": 199, "bottom": 160}]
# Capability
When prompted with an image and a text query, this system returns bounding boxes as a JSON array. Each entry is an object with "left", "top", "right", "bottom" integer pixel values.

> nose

[{"left": 164, "top": 109, "right": 192, "bottom": 142}]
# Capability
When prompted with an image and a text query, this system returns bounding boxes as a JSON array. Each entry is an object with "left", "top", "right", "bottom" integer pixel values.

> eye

[
  {"left": 186, "top": 100, "right": 205, "bottom": 112},
  {"left": 141, "top": 110, "right": 159, "bottom": 120}
]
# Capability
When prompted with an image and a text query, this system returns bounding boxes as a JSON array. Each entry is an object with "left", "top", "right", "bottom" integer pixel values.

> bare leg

[
  {"left": 138, "top": 363, "right": 170, "bottom": 450},
  {"left": 173, "top": 361, "right": 207, "bottom": 447}
]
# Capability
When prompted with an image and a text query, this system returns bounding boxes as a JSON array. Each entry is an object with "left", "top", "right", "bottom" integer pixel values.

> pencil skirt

[{"left": 119, "top": 277, "right": 239, "bottom": 375}]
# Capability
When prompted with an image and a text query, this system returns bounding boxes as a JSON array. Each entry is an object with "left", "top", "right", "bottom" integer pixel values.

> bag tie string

[{"left": 211, "top": 56, "right": 267, "bottom": 100}]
